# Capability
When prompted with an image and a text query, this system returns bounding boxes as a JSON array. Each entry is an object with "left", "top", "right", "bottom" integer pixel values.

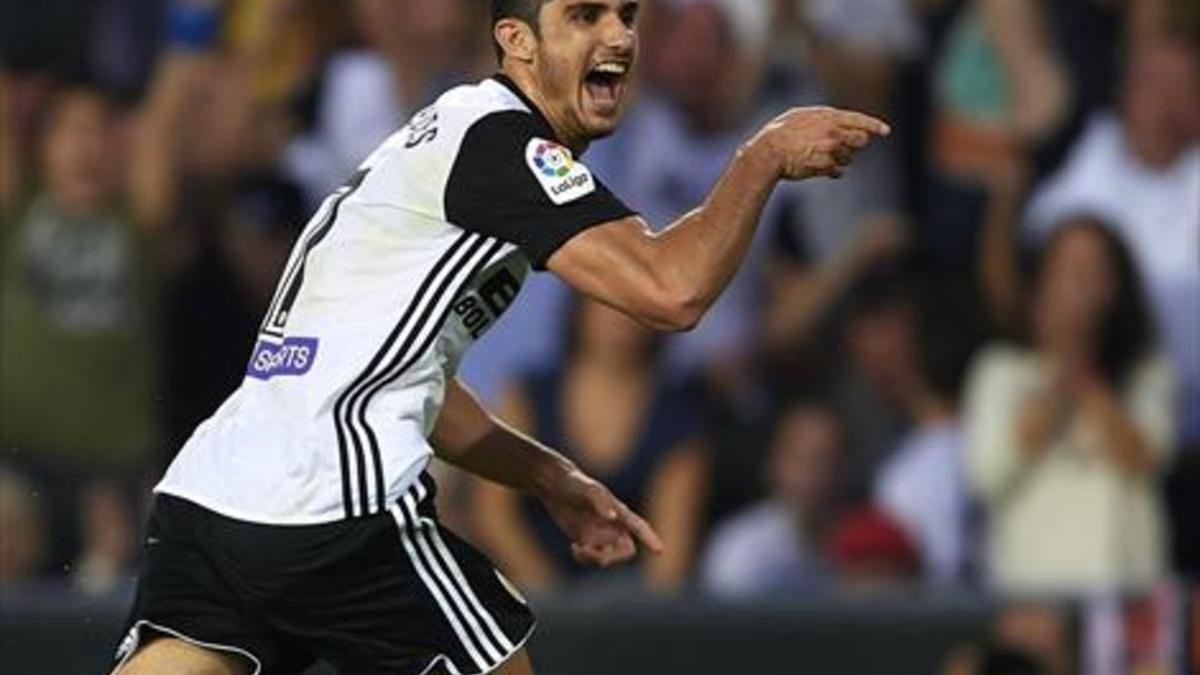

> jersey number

[
  {"left": 404, "top": 108, "right": 438, "bottom": 149},
  {"left": 259, "top": 169, "right": 369, "bottom": 337},
  {"left": 452, "top": 267, "right": 522, "bottom": 339}
]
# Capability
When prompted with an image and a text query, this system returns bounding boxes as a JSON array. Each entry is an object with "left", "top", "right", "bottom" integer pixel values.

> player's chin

[
  {"left": 578, "top": 104, "right": 625, "bottom": 140},
  {"left": 582, "top": 116, "right": 621, "bottom": 140},
  {"left": 580, "top": 90, "right": 627, "bottom": 136}
]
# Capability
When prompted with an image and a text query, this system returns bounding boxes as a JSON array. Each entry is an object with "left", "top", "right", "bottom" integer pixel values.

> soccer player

[{"left": 113, "top": 1, "right": 889, "bottom": 674}]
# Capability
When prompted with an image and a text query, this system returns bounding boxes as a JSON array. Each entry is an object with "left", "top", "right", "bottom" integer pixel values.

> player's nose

[{"left": 599, "top": 14, "right": 635, "bottom": 53}]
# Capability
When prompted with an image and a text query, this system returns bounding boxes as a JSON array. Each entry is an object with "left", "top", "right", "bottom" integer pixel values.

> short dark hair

[{"left": 491, "top": 0, "right": 545, "bottom": 63}]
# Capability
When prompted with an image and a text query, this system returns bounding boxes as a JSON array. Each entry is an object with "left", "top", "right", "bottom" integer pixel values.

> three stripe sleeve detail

[{"left": 334, "top": 232, "right": 505, "bottom": 517}]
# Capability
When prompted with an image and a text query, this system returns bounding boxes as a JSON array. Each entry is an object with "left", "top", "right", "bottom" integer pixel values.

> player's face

[{"left": 534, "top": 0, "right": 639, "bottom": 142}]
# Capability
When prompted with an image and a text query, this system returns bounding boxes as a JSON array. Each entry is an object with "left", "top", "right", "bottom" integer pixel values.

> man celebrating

[{"left": 114, "top": 1, "right": 888, "bottom": 673}]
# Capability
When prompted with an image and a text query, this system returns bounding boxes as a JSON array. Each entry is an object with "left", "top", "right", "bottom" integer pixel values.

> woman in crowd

[
  {"left": 964, "top": 217, "right": 1174, "bottom": 592},
  {"left": 472, "top": 298, "right": 710, "bottom": 593}
]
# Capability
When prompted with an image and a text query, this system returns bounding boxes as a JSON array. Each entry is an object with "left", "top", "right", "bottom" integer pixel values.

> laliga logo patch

[
  {"left": 526, "top": 138, "right": 596, "bottom": 205},
  {"left": 532, "top": 140, "right": 572, "bottom": 178}
]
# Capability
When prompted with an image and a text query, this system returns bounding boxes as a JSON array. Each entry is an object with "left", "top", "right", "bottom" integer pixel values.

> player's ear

[{"left": 495, "top": 18, "right": 537, "bottom": 64}]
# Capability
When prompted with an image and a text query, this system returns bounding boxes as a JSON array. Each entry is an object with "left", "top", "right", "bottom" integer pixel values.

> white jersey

[{"left": 157, "top": 76, "right": 634, "bottom": 524}]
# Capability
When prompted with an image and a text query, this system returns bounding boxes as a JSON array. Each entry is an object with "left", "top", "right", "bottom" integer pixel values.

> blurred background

[{"left": 1, "top": 0, "right": 1198, "bottom": 673}]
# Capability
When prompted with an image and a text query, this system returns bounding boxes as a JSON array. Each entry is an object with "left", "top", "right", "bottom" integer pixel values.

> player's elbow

[{"left": 643, "top": 284, "right": 705, "bottom": 332}]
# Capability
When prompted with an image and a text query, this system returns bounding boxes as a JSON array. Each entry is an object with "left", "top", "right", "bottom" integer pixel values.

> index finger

[
  {"left": 833, "top": 110, "right": 891, "bottom": 137},
  {"left": 617, "top": 502, "right": 664, "bottom": 555}
]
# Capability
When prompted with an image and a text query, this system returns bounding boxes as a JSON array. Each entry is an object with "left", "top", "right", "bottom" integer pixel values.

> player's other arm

[
  {"left": 431, "top": 378, "right": 663, "bottom": 566},
  {"left": 547, "top": 107, "right": 890, "bottom": 331}
]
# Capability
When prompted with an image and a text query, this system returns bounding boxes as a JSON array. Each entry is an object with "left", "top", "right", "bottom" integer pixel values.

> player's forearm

[
  {"left": 430, "top": 380, "right": 576, "bottom": 499},
  {"left": 440, "top": 422, "right": 576, "bottom": 500},
  {"left": 649, "top": 137, "right": 781, "bottom": 322}
]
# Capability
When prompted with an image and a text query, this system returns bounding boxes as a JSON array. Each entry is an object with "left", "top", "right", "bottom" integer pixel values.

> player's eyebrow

[
  {"left": 560, "top": 0, "right": 628, "bottom": 16},
  {"left": 560, "top": 0, "right": 640, "bottom": 26},
  {"left": 562, "top": 0, "right": 607, "bottom": 11}
]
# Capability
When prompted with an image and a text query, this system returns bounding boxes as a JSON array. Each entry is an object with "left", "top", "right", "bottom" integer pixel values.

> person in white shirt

[{"left": 965, "top": 218, "right": 1175, "bottom": 594}]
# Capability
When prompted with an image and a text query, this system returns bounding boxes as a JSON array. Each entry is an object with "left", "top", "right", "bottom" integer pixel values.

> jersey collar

[{"left": 492, "top": 73, "right": 560, "bottom": 143}]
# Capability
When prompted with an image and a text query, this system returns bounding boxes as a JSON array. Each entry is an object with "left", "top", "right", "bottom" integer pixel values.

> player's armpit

[{"left": 545, "top": 215, "right": 704, "bottom": 332}]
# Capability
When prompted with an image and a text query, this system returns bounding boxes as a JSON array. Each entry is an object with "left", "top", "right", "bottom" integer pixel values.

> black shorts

[{"left": 114, "top": 474, "right": 535, "bottom": 675}]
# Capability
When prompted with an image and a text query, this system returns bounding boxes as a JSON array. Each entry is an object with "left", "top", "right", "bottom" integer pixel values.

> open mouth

[{"left": 584, "top": 61, "right": 630, "bottom": 115}]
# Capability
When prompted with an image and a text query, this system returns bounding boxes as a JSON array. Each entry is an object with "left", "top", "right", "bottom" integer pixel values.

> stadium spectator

[
  {"left": 0, "top": 84, "right": 158, "bottom": 576},
  {"left": 72, "top": 479, "right": 138, "bottom": 596},
  {"left": 0, "top": 468, "right": 48, "bottom": 583},
  {"left": 700, "top": 398, "right": 842, "bottom": 597},
  {"left": 989, "top": 603, "right": 1074, "bottom": 675},
  {"left": 827, "top": 504, "right": 921, "bottom": 592},
  {"left": 284, "top": 0, "right": 489, "bottom": 203},
  {"left": 1024, "top": 35, "right": 1200, "bottom": 447},
  {"left": 761, "top": 215, "right": 908, "bottom": 375},
  {"left": 130, "top": 9, "right": 309, "bottom": 453},
  {"left": 826, "top": 266, "right": 921, "bottom": 499},
  {"left": 747, "top": 0, "right": 918, "bottom": 385},
  {"left": 939, "top": 603, "right": 1071, "bottom": 675},
  {"left": 874, "top": 287, "right": 980, "bottom": 586},
  {"left": 918, "top": 0, "right": 1072, "bottom": 277},
  {"left": 767, "top": 0, "right": 916, "bottom": 259},
  {"left": 473, "top": 299, "right": 709, "bottom": 593},
  {"left": 222, "top": 0, "right": 345, "bottom": 108},
  {"left": 965, "top": 219, "right": 1174, "bottom": 593},
  {"left": 940, "top": 644, "right": 1048, "bottom": 675}
]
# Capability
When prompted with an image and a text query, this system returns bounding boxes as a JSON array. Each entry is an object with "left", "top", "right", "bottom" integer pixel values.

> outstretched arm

[
  {"left": 431, "top": 378, "right": 663, "bottom": 567},
  {"left": 547, "top": 107, "right": 890, "bottom": 331}
]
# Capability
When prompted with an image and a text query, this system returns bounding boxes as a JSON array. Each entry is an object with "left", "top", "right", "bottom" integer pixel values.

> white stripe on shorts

[
  {"left": 400, "top": 489, "right": 507, "bottom": 664},
  {"left": 411, "top": 480, "right": 517, "bottom": 653},
  {"left": 389, "top": 499, "right": 489, "bottom": 672}
]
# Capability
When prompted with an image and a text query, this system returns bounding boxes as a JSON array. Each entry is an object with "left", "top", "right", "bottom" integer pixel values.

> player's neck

[
  {"left": 573, "top": 349, "right": 645, "bottom": 376},
  {"left": 499, "top": 66, "right": 589, "bottom": 155}
]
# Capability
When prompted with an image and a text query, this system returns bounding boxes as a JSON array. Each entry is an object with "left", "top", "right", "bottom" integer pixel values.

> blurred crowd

[{"left": 1, "top": 0, "right": 1199, "bottom": 669}]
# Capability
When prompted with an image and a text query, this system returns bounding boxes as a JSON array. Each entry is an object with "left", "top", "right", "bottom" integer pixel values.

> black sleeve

[{"left": 444, "top": 111, "right": 636, "bottom": 270}]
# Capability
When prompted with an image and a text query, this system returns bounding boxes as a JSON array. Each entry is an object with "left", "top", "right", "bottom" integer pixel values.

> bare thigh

[
  {"left": 114, "top": 637, "right": 253, "bottom": 675},
  {"left": 493, "top": 647, "right": 535, "bottom": 675}
]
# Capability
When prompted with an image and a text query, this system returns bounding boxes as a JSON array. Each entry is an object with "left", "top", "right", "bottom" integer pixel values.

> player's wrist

[
  {"left": 527, "top": 452, "right": 578, "bottom": 502},
  {"left": 739, "top": 130, "right": 785, "bottom": 181}
]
